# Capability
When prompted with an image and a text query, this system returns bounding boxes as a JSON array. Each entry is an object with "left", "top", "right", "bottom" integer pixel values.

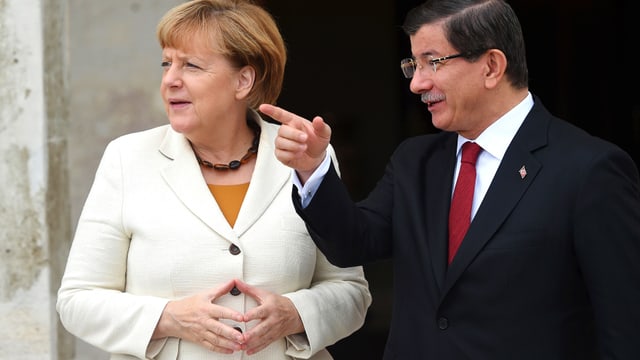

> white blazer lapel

[
  {"left": 233, "top": 116, "right": 291, "bottom": 236},
  {"left": 157, "top": 127, "right": 235, "bottom": 240}
]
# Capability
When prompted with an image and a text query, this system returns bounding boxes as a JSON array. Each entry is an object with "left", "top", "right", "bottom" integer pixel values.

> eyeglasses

[{"left": 400, "top": 53, "right": 464, "bottom": 79}]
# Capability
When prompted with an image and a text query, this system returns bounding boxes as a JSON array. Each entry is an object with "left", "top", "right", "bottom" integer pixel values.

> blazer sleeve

[
  {"left": 283, "top": 252, "right": 371, "bottom": 359},
  {"left": 56, "top": 139, "right": 168, "bottom": 359}
]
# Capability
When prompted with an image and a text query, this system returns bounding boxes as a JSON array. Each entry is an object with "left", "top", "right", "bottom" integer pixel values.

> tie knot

[{"left": 461, "top": 142, "right": 482, "bottom": 165}]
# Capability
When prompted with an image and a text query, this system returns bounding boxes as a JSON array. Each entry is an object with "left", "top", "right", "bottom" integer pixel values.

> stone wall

[
  {"left": 0, "top": 1, "right": 181, "bottom": 358},
  {"left": 0, "top": 0, "right": 72, "bottom": 359}
]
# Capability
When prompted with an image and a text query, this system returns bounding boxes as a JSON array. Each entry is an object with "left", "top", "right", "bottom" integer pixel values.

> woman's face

[{"left": 160, "top": 35, "right": 242, "bottom": 135}]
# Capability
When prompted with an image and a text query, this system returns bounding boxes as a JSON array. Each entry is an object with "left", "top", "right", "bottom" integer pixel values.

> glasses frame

[{"left": 400, "top": 53, "right": 464, "bottom": 79}]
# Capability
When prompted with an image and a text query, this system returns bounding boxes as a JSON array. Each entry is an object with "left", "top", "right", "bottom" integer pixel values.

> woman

[{"left": 56, "top": 1, "right": 371, "bottom": 359}]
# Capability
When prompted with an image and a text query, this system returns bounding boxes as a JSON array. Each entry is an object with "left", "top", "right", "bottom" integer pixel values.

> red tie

[{"left": 448, "top": 142, "right": 482, "bottom": 264}]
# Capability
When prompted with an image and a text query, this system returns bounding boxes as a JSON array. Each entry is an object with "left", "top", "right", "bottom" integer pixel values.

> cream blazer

[{"left": 57, "top": 111, "right": 371, "bottom": 360}]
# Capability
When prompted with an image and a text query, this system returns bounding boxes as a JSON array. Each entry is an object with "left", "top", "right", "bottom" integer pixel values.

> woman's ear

[
  {"left": 236, "top": 66, "right": 255, "bottom": 100},
  {"left": 483, "top": 49, "right": 507, "bottom": 89}
]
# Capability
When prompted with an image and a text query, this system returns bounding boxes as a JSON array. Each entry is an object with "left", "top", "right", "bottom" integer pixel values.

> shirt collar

[{"left": 456, "top": 92, "right": 534, "bottom": 160}]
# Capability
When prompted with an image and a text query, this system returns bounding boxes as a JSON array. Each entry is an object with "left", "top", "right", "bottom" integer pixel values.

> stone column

[{"left": 0, "top": 0, "right": 72, "bottom": 359}]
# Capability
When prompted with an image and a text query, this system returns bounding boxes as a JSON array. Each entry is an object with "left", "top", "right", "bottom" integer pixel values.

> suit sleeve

[
  {"left": 573, "top": 144, "right": 640, "bottom": 358},
  {"left": 292, "top": 138, "right": 407, "bottom": 267}
]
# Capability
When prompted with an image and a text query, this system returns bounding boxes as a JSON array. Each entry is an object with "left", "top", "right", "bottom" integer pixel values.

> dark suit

[{"left": 293, "top": 97, "right": 640, "bottom": 359}]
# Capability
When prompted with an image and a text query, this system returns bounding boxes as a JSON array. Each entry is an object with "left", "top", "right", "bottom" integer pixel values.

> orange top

[{"left": 207, "top": 183, "right": 250, "bottom": 227}]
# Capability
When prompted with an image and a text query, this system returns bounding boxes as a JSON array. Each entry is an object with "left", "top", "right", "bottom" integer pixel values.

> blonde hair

[{"left": 157, "top": 0, "right": 287, "bottom": 108}]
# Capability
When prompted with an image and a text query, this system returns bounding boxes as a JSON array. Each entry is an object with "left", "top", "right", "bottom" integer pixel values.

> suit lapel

[
  {"left": 442, "top": 101, "right": 550, "bottom": 295},
  {"left": 425, "top": 135, "right": 458, "bottom": 291}
]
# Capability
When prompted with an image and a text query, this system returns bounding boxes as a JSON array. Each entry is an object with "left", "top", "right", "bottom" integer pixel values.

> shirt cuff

[{"left": 292, "top": 152, "right": 331, "bottom": 208}]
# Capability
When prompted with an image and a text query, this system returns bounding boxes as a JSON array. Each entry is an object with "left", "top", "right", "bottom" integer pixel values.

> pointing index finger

[{"left": 258, "top": 103, "right": 299, "bottom": 126}]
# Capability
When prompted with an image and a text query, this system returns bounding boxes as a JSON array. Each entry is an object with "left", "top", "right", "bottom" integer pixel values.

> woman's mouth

[{"left": 168, "top": 98, "right": 192, "bottom": 109}]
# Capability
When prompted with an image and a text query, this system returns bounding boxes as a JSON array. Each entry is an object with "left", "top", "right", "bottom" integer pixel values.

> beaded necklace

[{"left": 193, "top": 119, "right": 261, "bottom": 171}]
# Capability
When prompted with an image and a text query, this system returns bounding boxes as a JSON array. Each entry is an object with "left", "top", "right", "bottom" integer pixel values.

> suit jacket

[
  {"left": 57, "top": 111, "right": 371, "bottom": 360},
  {"left": 294, "top": 97, "right": 640, "bottom": 359}
]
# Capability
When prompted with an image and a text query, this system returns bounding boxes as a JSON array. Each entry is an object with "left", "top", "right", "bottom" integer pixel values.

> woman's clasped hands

[{"left": 152, "top": 279, "right": 304, "bottom": 355}]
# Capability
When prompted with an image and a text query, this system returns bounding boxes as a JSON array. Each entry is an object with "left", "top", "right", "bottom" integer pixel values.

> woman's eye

[{"left": 160, "top": 61, "right": 202, "bottom": 71}]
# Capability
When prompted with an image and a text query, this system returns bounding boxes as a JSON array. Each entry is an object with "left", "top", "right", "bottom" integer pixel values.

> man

[{"left": 260, "top": 0, "right": 640, "bottom": 358}]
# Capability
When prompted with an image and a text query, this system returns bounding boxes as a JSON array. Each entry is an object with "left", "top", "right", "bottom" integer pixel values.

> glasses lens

[{"left": 400, "top": 58, "right": 415, "bottom": 78}]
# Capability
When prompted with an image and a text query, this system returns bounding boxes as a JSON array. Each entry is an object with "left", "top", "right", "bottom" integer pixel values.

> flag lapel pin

[{"left": 519, "top": 165, "right": 527, "bottom": 179}]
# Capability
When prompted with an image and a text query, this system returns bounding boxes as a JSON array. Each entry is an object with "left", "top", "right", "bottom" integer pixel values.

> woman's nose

[{"left": 162, "top": 65, "right": 182, "bottom": 87}]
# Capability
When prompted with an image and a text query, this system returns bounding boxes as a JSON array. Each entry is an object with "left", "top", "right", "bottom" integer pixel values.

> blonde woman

[{"left": 57, "top": 1, "right": 371, "bottom": 359}]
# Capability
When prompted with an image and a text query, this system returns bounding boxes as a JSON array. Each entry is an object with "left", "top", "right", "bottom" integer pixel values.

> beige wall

[
  {"left": 68, "top": 0, "right": 182, "bottom": 230},
  {"left": 0, "top": 0, "right": 72, "bottom": 358},
  {"left": 1, "top": 1, "right": 182, "bottom": 358}
]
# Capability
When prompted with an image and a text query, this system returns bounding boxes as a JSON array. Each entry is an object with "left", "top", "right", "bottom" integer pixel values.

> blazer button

[
  {"left": 230, "top": 286, "right": 241, "bottom": 296},
  {"left": 437, "top": 317, "right": 449, "bottom": 330},
  {"left": 229, "top": 244, "right": 241, "bottom": 255}
]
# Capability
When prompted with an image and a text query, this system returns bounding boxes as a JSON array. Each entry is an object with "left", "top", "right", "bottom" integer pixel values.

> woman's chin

[{"left": 168, "top": 119, "right": 195, "bottom": 134}]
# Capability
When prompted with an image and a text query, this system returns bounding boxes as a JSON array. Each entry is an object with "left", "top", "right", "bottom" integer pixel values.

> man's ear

[
  {"left": 236, "top": 65, "right": 255, "bottom": 100},
  {"left": 483, "top": 49, "right": 507, "bottom": 89}
]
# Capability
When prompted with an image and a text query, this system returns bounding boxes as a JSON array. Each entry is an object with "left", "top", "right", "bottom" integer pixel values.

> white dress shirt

[{"left": 454, "top": 92, "right": 533, "bottom": 219}]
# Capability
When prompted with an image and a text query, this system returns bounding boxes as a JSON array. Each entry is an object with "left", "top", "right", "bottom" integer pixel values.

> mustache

[{"left": 421, "top": 92, "right": 445, "bottom": 104}]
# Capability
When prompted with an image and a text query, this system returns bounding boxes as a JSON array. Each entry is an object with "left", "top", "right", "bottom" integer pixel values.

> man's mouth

[{"left": 421, "top": 93, "right": 444, "bottom": 107}]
